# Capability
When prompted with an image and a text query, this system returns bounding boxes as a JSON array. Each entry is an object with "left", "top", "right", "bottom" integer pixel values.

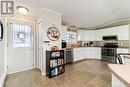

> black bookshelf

[{"left": 46, "top": 50, "right": 65, "bottom": 78}]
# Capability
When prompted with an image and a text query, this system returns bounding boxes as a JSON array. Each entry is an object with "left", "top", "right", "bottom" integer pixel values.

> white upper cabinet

[
  {"left": 103, "top": 27, "right": 118, "bottom": 36},
  {"left": 77, "top": 30, "right": 95, "bottom": 41},
  {"left": 77, "top": 30, "right": 85, "bottom": 41},
  {"left": 116, "top": 25, "right": 129, "bottom": 40},
  {"left": 95, "top": 29, "right": 102, "bottom": 41},
  {"left": 84, "top": 31, "right": 90, "bottom": 41},
  {"left": 101, "top": 25, "right": 129, "bottom": 40},
  {"left": 87, "top": 30, "right": 95, "bottom": 41},
  {"left": 78, "top": 25, "right": 129, "bottom": 41},
  {"left": 96, "top": 25, "right": 129, "bottom": 41}
]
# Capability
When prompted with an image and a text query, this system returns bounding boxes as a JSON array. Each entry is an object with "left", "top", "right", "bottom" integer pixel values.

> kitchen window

[{"left": 67, "top": 31, "right": 77, "bottom": 44}]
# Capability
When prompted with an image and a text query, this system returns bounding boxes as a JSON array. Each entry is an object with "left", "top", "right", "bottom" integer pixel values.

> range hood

[{"left": 102, "top": 36, "right": 118, "bottom": 41}]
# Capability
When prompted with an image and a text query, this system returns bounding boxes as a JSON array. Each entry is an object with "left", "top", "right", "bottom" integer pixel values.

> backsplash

[
  {"left": 77, "top": 40, "right": 129, "bottom": 48},
  {"left": 118, "top": 40, "right": 129, "bottom": 48}
]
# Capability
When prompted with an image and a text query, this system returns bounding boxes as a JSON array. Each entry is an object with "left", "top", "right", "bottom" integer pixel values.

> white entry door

[{"left": 7, "top": 20, "right": 34, "bottom": 74}]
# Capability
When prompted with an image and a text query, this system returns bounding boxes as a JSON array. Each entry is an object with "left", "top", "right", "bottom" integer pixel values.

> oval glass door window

[{"left": 17, "top": 32, "right": 26, "bottom": 41}]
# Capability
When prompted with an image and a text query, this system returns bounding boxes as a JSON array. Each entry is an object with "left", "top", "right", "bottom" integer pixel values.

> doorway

[{"left": 7, "top": 20, "right": 34, "bottom": 74}]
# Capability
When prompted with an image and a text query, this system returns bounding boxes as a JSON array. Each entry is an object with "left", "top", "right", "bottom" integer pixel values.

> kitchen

[
  {"left": 0, "top": 0, "right": 130, "bottom": 87},
  {"left": 66, "top": 25, "right": 129, "bottom": 63}
]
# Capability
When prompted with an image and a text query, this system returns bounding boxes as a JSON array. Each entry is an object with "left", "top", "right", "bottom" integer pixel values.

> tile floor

[{"left": 4, "top": 60, "right": 112, "bottom": 87}]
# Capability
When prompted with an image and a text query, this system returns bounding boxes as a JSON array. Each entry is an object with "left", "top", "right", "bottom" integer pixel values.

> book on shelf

[{"left": 51, "top": 68, "right": 58, "bottom": 76}]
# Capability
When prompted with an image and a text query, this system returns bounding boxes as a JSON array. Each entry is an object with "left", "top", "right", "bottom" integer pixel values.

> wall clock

[
  {"left": 0, "top": 20, "right": 3, "bottom": 41},
  {"left": 47, "top": 27, "right": 60, "bottom": 41}
]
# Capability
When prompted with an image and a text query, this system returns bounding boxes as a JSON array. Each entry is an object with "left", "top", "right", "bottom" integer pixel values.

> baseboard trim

[
  {"left": 41, "top": 72, "right": 46, "bottom": 76},
  {"left": 0, "top": 69, "right": 7, "bottom": 87},
  {"left": 8, "top": 67, "right": 36, "bottom": 75}
]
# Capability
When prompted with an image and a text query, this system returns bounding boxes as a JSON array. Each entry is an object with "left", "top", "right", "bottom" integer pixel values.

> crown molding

[{"left": 79, "top": 18, "right": 130, "bottom": 30}]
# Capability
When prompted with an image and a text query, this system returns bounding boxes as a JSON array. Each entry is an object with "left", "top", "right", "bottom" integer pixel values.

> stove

[{"left": 101, "top": 36, "right": 118, "bottom": 63}]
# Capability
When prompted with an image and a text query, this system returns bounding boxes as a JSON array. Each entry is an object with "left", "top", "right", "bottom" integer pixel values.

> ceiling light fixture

[{"left": 17, "top": 6, "right": 29, "bottom": 15}]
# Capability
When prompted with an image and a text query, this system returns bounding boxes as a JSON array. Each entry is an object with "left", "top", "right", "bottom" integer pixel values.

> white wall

[
  {"left": 36, "top": 9, "right": 63, "bottom": 75},
  {"left": 0, "top": 17, "right": 6, "bottom": 71},
  {"left": 0, "top": 17, "right": 7, "bottom": 87}
]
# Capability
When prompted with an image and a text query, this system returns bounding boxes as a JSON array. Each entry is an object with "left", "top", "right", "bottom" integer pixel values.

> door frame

[
  {"left": 7, "top": 18, "right": 36, "bottom": 74},
  {"left": 36, "top": 20, "right": 42, "bottom": 70}
]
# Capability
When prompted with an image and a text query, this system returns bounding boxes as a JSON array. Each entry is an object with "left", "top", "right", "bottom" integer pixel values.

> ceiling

[{"left": 16, "top": 0, "right": 130, "bottom": 28}]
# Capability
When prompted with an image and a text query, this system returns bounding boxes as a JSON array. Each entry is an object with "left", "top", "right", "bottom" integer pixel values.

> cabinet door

[
  {"left": 73, "top": 49, "right": 78, "bottom": 61},
  {"left": 95, "top": 30, "right": 102, "bottom": 41},
  {"left": 101, "top": 29, "right": 107, "bottom": 36},
  {"left": 117, "top": 48, "right": 129, "bottom": 54},
  {"left": 117, "top": 25, "right": 129, "bottom": 40},
  {"left": 74, "top": 48, "right": 83, "bottom": 61},
  {"left": 86, "top": 48, "right": 94, "bottom": 59},
  {"left": 89, "top": 31, "right": 95, "bottom": 41},
  {"left": 85, "top": 31, "right": 95, "bottom": 41},
  {"left": 84, "top": 31, "right": 89, "bottom": 41},
  {"left": 108, "top": 27, "right": 118, "bottom": 36},
  {"left": 95, "top": 48, "right": 101, "bottom": 59},
  {"left": 77, "top": 30, "right": 85, "bottom": 41},
  {"left": 80, "top": 48, "right": 84, "bottom": 59},
  {"left": 83, "top": 48, "right": 87, "bottom": 59},
  {"left": 102, "top": 27, "right": 117, "bottom": 36},
  {"left": 77, "top": 30, "right": 81, "bottom": 41},
  {"left": 84, "top": 48, "right": 88, "bottom": 59},
  {"left": 79, "top": 48, "right": 86, "bottom": 60},
  {"left": 87, "top": 48, "right": 91, "bottom": 59},
  {"left": 90, "top": 48, "right": 96, "bottom": 59}
]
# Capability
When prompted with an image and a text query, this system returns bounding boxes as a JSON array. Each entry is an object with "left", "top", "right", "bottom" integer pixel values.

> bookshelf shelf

[{"left": 46, "top": 50, "right": 65, "bottom": 78}]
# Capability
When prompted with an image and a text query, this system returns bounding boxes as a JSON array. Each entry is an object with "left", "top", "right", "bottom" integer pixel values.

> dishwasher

[{"left": 65, "top": 48, "right": 73, "bottom": 64}]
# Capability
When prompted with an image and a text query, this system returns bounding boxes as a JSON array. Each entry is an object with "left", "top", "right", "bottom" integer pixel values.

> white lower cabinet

[
  {"left": 88, "top": 48, "right": 95, "bottom": 59},
  {"left": 95, "top": 48, "right": 101, "bottom": 59},
  {"left": 88, "top": 47, "right": 101, "bottom": 59},
  {"left": 117, "top": 48, "right": 129, "bottom": 54},
  {"left": 77, "top": 30, "right": 96, "bottom": 41},
  {"left": 112, "top": 74, "right": 126, "bottom": 87},
  {"left": 73, "top": 48, "right": 80, "bottom": 62},
  {"left": 73, "top": 47, "right": 101, "bottom": 62}
]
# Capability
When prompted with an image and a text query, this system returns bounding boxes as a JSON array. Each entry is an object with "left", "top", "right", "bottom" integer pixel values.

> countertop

[
  {"left": 67, "top": 46, "right": 129, "bottom": 49},
  {"left": 124, "top": 55, "right": 130, "bottom": 59},
  {"left": 108, "top": 64, "right": 130, "bottom": 87}
]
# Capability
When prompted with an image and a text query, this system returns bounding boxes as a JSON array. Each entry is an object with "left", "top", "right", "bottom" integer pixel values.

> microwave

[{"left": 0, "top": 21, "right": 3, "bottom": 41}]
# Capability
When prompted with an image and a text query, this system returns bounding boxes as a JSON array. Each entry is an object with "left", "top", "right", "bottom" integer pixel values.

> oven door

[{"left": 101, "top": 48, "right": 116, "bottom": 58}]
